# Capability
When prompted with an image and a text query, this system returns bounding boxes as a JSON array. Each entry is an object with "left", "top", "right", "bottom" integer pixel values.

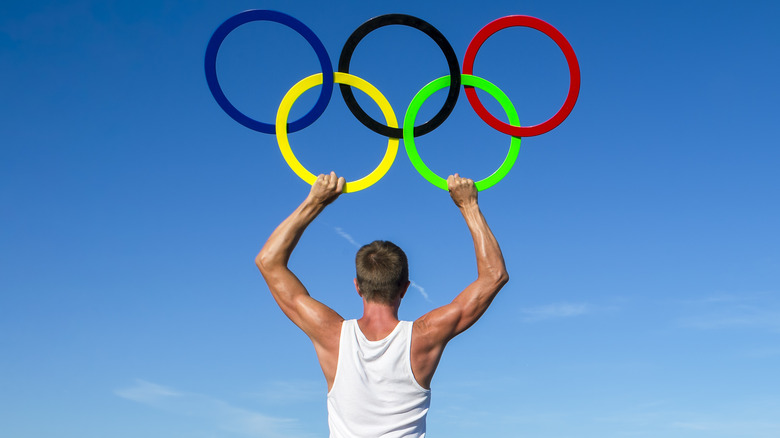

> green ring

[{"left": 403, "top": 74, "right": 521, "bottom": 191}]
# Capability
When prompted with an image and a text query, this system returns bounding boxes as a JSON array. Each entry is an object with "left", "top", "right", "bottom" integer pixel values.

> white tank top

[{"left": 327, "top": 319, "right": 431, "bottom": 438}]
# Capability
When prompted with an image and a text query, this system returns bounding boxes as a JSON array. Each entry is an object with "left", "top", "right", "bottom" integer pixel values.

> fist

[
  {"left": 308, "top": 172, "right": 346, "bottom": 206},
  {"left": 447, "top": 173, "right": 477, "bottom": 208}
]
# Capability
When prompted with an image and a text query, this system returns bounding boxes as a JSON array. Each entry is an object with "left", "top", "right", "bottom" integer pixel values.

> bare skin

[{"left": 256, "top": 172, "right": 508, "bottom": 391}]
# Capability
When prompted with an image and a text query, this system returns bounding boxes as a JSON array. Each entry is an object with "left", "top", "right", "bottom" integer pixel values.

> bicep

[
  {"left": 417, "top": 277, "right": 505, "bottom": 345},
  {"left": 412, "top": 279, "right": 505, "bottom": 388}
]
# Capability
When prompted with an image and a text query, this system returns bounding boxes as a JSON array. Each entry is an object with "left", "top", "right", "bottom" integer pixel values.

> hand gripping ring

[
  {"left": 462, "top": 15, "right": 580, "bottom": 137},
  {"left": 205, "top": 10, "right": 334, "bottom": 134},
  {"left": 404, "top": 74, "right": 521, "bottom": 191},
  {"left": 338, "top": 14, "right": 461, "bottom": 139},
  {"left": 276, "top": 72, "right": 399, "bottom": 193}
]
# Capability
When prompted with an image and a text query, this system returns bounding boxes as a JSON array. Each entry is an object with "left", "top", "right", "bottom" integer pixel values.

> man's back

[
  {"left": 327, "top": 320, "right": 430, "bottom": 438},
  {"left": 256, "top": 173, "right": 508, "bottom": 437}
]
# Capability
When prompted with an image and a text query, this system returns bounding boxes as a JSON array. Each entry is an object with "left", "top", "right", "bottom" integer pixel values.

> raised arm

[
  {"left": 255, "top": 172, "right": 346, "bottom": 382},
  {"left": 412, "top": 174, "right": 509, "bottom": 388}
]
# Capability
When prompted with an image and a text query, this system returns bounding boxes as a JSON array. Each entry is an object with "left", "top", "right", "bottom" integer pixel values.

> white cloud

[
  {"left": 334, "top": 227, "right": 360, "bottom": 248},
  {"left": 679, "top": 310, "right": 780, "bottom": 331},
  {"left": 743, "top": 346, "right": 780, "bottom": 359},
  {"left": 410, "top": 280, "right": 431, "bottom": 302},
  {"left": 672, "top": 419, "right": 780, "bottom": 435},
  {"left": 247, "top": 380, "right": 323, "bottom": 404},
  {"left": 116, "top": 380, "right": 314, "bottom": 438},
  {"left": 676, "top": 293, "right": 780, "bottom": 332},
  {"left": 519, "top": 302, "right": 591, "bottom": 322}
]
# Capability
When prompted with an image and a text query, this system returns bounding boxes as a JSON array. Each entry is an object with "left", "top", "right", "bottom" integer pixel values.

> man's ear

[
  {"left": 399, "top": 280, "right": 411, "bottom": 299},
  {"left": 354, "top": 278, "right": 362, "bottom": 297}
]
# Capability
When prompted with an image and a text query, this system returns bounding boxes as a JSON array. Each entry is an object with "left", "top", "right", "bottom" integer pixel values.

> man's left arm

[{"left": 255, "top": 172, "right": 345, "bottom": 350}]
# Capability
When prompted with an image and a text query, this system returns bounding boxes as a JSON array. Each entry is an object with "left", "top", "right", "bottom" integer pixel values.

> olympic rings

[
  {"left": 404, "top": 74, "right": 521, "bottom": 191},
  {"left": 463, "top": 15, "right": 581, "bottom": 137},
  {"left": 338, "top": 14, "right": 461, "bottom": 139},
  {"left": 205, "top": 10, "right": 581, "bottom": 191},
  {"left": 276, "top": 72, "right": 399, "bottom": 193},
  {"left": 204, "top": 10, "right": 333, "bottom": 134}
]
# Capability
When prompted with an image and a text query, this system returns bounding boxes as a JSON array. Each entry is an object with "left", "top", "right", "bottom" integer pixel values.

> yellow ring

[{"left": 275, "top": 72, "right": 399, "bottom": 193}]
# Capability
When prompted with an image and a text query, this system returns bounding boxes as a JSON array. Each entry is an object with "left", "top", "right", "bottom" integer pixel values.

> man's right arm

[
  {"left": 255, "top": 173, "right": 346, "bottom": 390},
  {"left": 412, "top": 174, "right": 509, "bottom": 388}
]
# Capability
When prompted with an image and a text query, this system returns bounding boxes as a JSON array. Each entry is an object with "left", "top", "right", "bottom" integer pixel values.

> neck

[
  {"left": 357, "top": 298, "right": 401, "bottom": 340},
  {"left": 361, "top": 299, "right": 400, "bottom": 321}
]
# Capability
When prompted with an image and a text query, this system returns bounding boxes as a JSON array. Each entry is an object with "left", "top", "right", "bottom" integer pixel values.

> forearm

[
  {"left": 460, "top": 203, "right": 508, "bottom": 285},
  {"left": 257, "top": 172, "right": 344, "bottom": 271},
  {"left": 256, "top": 196, "right": 325, "bottom": 271}
]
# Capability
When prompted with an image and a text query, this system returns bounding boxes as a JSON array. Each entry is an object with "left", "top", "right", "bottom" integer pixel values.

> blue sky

[{"left": 2, "top": 0, "right": 779, "bottom": 437}]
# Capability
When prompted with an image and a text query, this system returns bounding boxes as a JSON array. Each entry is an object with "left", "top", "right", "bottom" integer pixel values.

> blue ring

[{"left": 204, "top": 10, "right": 334, "bottom": 134}]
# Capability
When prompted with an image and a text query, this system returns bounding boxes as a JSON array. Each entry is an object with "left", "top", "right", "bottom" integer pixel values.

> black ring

[{"left": 338, "top": 14, "right": 461, "bottom": 139}]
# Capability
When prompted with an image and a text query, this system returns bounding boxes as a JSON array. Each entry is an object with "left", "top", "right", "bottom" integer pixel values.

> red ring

[{"left": 463, "top": 15, "right": 581, "bottom": 137}]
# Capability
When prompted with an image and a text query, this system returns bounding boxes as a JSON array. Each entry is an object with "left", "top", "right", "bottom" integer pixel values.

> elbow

[
  {"left": 255, "top": 251, "right": 270, "bottom": 273},
  {"left": 256, "top": 249, "right": 285, "bottom": 274},
  {"left": 490, "top": 263, "right": 509, "bottom": 288},
  {"left": 495, "top": 269, "right": 509, "bottom": 288},
  {"left": 480, "top": 267, "right": 509, "bottom": 289}
]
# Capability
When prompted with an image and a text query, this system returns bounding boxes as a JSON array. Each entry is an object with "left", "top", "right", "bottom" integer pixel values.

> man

[{"left": 256, "top": 171, "right": 508, "bottom": 438}]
